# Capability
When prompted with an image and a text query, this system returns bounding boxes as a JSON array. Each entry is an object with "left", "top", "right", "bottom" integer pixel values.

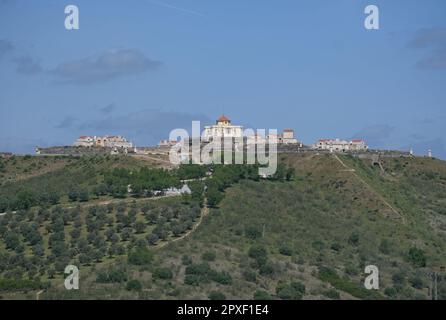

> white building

[
  {"left": 158, "top": 140, "right": 180, "bottom": 147},
  {"left": 74, "top": 136, "right": 94, "bottom": 147},
  {"left": 203, "top": 115, "right": 243, "bottom": 140},
  {"left": 73, "top": 135, "right": 133, "bottom": 148},
  {"left": 282, "top": 129, "right": 298, "bottom": 144},
  {"left": 313, "top": 138, "right": 368, "bottom": 152}
]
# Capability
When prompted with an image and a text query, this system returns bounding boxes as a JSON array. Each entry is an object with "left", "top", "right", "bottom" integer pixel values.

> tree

[
  {"left": 253, "top": 290, "right": 273, "bottom": 300},
  {"left": 146, "top": 233, "right": 159, "bottom": 246},
  {"left": 152, "top": 267, "right": 173, "bottom": 280},
  {"left": 202, "top": 251, "right": 216, "bottom": 261},
  {"left": 78, "top": 189, "right": 89, "bottom": 202},
  {"left": 68, "top": 189, "right": 79, "bottom": 202},
  {"left": 408, "top": 247, "right": 426, "bottom": 267},
  {"left": 126, "top": 279, "right": 142, "bottom": 291},
  {"left": 128, "top": 247, "right": 153, "bottom": 265},
  {"left": 134, "top": 221, "right": 146, "bottom": 234},
  {"left": 5, "top": 232, "right": 21, "bottom": 250},
  {"left": 208, "top": 291, "right": 226, "bottom": 300},
  {"left": 248, "top": 245, "right": 268, "bottom": 267},
  {"left": 206, "top": 188, "right": 224, "bottom": 208}
]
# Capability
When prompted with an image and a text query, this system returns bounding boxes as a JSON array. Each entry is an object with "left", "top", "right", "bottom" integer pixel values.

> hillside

[{"left": 0, "top": 153, "right": 445, "bottom": 300}]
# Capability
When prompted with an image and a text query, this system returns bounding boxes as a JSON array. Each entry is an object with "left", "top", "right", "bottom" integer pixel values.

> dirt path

[
  {"left": 36, "top": 290, "right": 44, "bottom": 300},
  {"left": 333, "top": 154, "right": 406, "bottom": 224},
  {"left": 154, "top": 198, "right": 210, "bottom": 250}
]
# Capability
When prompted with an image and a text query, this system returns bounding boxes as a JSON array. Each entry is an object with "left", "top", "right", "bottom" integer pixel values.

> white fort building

[{"left": 203, "top": 115, "right": 244, "bottom": 140}]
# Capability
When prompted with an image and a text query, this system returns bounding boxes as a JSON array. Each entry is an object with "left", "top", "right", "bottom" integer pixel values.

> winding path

[
  {"left": 154, "top": 197, "right": 209, "bottom": 250},
  {"left": 333, "top": 154, "right": 406, "bottom": 224}
]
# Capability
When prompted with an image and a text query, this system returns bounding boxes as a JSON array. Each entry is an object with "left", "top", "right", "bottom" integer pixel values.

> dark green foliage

[
  {"left": 323, "top": 289, "right": 340, "bottom": 300},
  {"left": 126, "top": 279, "right": 142, "bottom": 291},
  {"left": 253, "top": 290, "right": 273, "bottom": 300},
  {"left": 202, "top": 251, "right": 216, "bottom": 261},
  {"left": 128, "top": 247, "right": 153, "bottom": 265},
  {"left": 245, "top": 226, "right": 262, "bottom": 240},
  {"left": 248, "top": 245, "right": 268, "bottom": 267},
  {"left": 208, "top": 291, "right": 226, "bottom": 300},
  {"left": 407, "top": 247, "right": 426, "bottom": 267},
  {"left": 318, "top": 266, "right": 383, "bottom": 300},
  {"left": 0, "top": 278, "right": 46, "bottom": 292},
  {"left": 276, "top": 281, "right": 305, "bottom": 300},
  {"left": 96, "top": 268, "right": 128, "bottom": 283},
  {"left": 278, "top": 243, "right": 293, "bottom": 256},
  {"left": 152, "top": 267, "right": 173, "bottom": 280},
  {"left": 242, "top": 270, "right": 257, "bottom": 282}
]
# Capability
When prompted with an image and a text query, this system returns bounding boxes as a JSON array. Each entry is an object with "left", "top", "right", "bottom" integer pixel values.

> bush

[
  {"left": 202, "top": 251, "right": 216, "bottom": 261},
  {"left": 152, "top": 267, "right": 173, "bottom": 280},
  {"left": 184, "top": 274, "right": 206, "bottom": 286},
  {"left": 253, "top": 290, "right": 273, "bottom": 300},
  {"left": 276, "top": 281, "right": 305, "bottom": 300},
  {"left": 242, "top": 270, "right": 257, "bottom": 283},
  {"left": 126, "top": 279, "right": 142, "bottom": 291},
  {"left": 245, "top": 226, "right": 262, "bottom": 239},
  {"left": 279, "top": 243, "right": 293, "bottom": 256},
  {"left": 208, "top": 291, "right": 226, "bottom": 300},
  {"left": 407, "top": 247, "right": 426, "bottom": 267},
  {"left": 96, "top": 268, "right": 128, "bottom": 283},
  {"left": 128, "top": 247, "right": 153, "bottom": 265},
  {"left": 210, "top": 271, "right": 232, "bottom": 285},
  {"left": 182, "top": 255, "right": 193, "bottom": 265},
  {"left": 323, "top": 289, "right": 340, "bottom": 300},
  {"left": 248, "top": 245, "right": 268, "bottom": 267},
  {"left": 259, "top": 263, "right": 275, "bottom": 276}
]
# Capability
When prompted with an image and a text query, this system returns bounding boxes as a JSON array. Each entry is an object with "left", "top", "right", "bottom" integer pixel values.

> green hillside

[{"left": 0, "top": 153, "right": 445, "bottom": 300}]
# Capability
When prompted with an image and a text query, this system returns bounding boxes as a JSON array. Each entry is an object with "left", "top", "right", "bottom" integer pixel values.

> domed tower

[{"left": 216, "top": 115, "right": 231, "bottom": 126}]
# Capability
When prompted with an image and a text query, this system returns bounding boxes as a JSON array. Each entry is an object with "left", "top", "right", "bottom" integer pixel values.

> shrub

[
  {"left": 202, "top": 251, "right": 216, "bottom": 261},
  {"left": 152, "top": 267, "right": 173, "bottom": 280},
  {"left": 208, "top": 291, "right": 226, "bottom": 300},
  {"left": 128, "top": 247, "right": 153, "bottom": 265},
  {"left": 96, "top": 268, "right": 128, "bottom": 283},
  {"left": 242, "top": 270, "right": 257, "bottom": 283},
  {"left": 279, "top": 243, "right": 293, "bottom": 256},
  {"left": 126, "top": 279, "right": 142, "bottom": 291},
  {"left": 323, "top": 289, "right": 340, "bottom": 300},
  {"left": 184, "top": 274, "right": 206, "bottom": 286},
  {"left": 259, "top": 263, "right": 275, "bottom": 276},
  {"left": 182, "top": 255, "right": 192, "bottom": 266},
  {"left": 248, "top": 245, "right": 268, "bottom": 267},
  {"left": 245, "top": 226, "right": 262, "bottom": 239},
  {"left": 253, "top": 290, "right": 273, "bottom": 300},
  {"left": 407, "top": 247, "right": 426, "bottom": 267},
  {"left": 276, "top": 281, "right": 305, "bottom": 300},
  {"left": 210, "top": 271, "right": 232, "bottom": 285}
]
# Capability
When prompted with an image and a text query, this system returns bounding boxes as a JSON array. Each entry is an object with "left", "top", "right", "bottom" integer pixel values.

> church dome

[{"left": 217, "top": 115, "right": 230, "bottom": 122}]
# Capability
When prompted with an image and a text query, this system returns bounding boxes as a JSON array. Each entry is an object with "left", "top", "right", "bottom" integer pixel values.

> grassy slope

[
  {"left": 2, "top": 153, "right": 446, "bottom": 299},
  {"left": 137, "top": 154, "right": 446, "bottom": 299}
]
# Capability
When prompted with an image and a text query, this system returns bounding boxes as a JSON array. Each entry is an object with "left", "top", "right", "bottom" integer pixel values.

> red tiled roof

[
  {"left": 351, "top": 139, "right": 364, "bottom": 143},
  {"left": 217, "top": 115, "right": 230, "bottom": 122},
  {"left": 283, "top": 129, "right": 294, "bottom": 132}
]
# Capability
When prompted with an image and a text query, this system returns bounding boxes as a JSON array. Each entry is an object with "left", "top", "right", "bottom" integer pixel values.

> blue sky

[{"left": 0, "top": 0, "right": 445, "bottom": 158}]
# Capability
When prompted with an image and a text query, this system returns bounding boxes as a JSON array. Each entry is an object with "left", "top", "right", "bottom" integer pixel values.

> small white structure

[
  {"left": 164, "top": 184, "right": 192, "bottom": 196},
  {"left": 158, "top": 140, "right": 180, "bottom": 147},
  {"left": 428, "top": 149, "right": 432, "bottom": 158},
  {"left": 282, "top": 129, "right": 298, "bottom": 144},
  {"left": 203, "top": 115, "right": 243, "bottom": 140}
]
